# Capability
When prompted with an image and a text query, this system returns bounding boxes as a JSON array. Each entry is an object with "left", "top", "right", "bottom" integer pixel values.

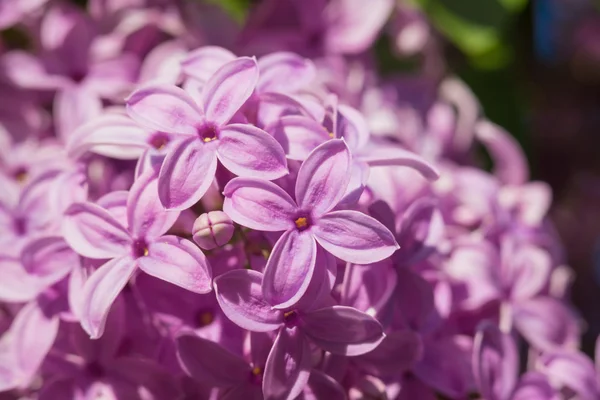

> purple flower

[
  {"left": 224, "top": 139, "right": 399, "bottom": 308},
  {"left": 62, "top": 172, "right": 212, "bottom": 338},
  {"left": 126, "top": 56, "right": 289, "bottom": 210},
  {"left": 214, "top": 268, "right": 384, "bottom": 399}
]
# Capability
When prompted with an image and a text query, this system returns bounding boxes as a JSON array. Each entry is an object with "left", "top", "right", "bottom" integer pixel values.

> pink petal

[
  {"left": 217, "top": 124, "right": 288, "bottom": 179},
  {"left": 541, "top": 351, "right": 599, "bottom": 400},
  {"left": 263, "top": 230, "right": 317, "bottom": 309},
  {"left": 312, "top": 210, "right": 399, "bottom": 264},
  {"left": 303, "top": 370, "right": 347, "bottom": 400},
  {"left": 176, "top": 334, "right": 250, "bottom": 387},
  {"left": 295, "top": 139, "right": 352, "bottom": 216},
  {"left": 202, "top": 57, "right": 259, "bottom": 126},
  {"left": 127, "top": 172, "right": 180, "bottom": 239},
  {"left": 80, "top": 256, "right": 137, "bottom": 339},
  {"left": 354, "top": 330, "right": 423, "bottom": 377},
  {"left": 62, "top": 202, "right": 132, "bottom": 259},
  {"left": 0, "top": 51, "right": 67, "bottom": 90},
  {"left": 21, "top": 236, "right": 78, "bottom": 287},
  {"left": 181, "top": 46, "right": 236, "bottom": 83},
  {"left": 138, "top": 235, "right": 212, "bottom": 294},
  {"left": 0, "top": 256, "right": 40, "bottom": 302},
  {"left": 223, "top": 177, "right": 296, "bottom": 231},
  {"left": 300, "top": 305, "right": 384, "bottom": 356},
  {"left": 359, "top": 143, "right": 440, "bottom": 180},
  {"left": 268, "top": 115, "right": 330, "bottom": 160},
  {"left": 263, "top": 327, "right": 312, "bottom": 400},
  {"left": 158, "top": 138, "right": 218, "bottom": 210},
  {"left": 336, "top": 104, "right": 370, "bottom": 151},
  {"left": 85, "top": 54, "right": 139, "bottom": 99},
  {"left": 97, "top": 190, "right": 129, "bottom": 227},
  {"left": 213, "top": 269, "right": 283, "bottom": 332},
  {"left": 54, "top": 84, "right": 103, "bottom": 141},
  {"left": 68, "top": 114, "right": 150, "bottom": 160},
  {"left": 126, "top": 84, "right": 202, "bottom": 135},
  {"left": 257, "top": 52, "right": 316, "bottom": 93},
  {"left": 511, "top": 372, "right": 557, "bottom": 400}
]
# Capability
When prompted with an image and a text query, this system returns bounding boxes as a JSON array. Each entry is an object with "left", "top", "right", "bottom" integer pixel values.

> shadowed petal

[
  {"left": 158, "top": 137, "right": 218, "bottom": 210},
  {"left": 301, "top": 370, "right": 346, "bottom": 400},
  {"left": 127, "top": 172, "right": 180, "bottom": 239},
  {"left": 217, "top": 124, "right": 288, "bottom": 179},
  {"left": 313, "top": 210, "right": 399, "bottom": 264},
  {"left": 80, "top": 256, "right": 137, "bottom": 339},
  {"left": 202, "top": 57, "right": 259, "bottom": 126},
  {"left": 257, "top": 52, "right": 315, "bottom": 94},
  {"left": 126, "top": 84, "right": 202, "bottom": 135},
  {"left": 355, "top": 331, "right": 422, "bottom": 377},
  {"left": 541, "top": 351, "right": 599, "bottom": 400},
  {"left": 295, "top": 139, "right": 352, "bottom": 216},
  {"left": 176, "top": 334, "right": 250, "bottom": 387},
  {"left": 336, "top": 104, "right": 370, "bottom": 151},
  {"left": 268, "top": 116, "right": 330, "bottom": 161},
  {"left": 263, "top": 327, "right": 311, "bottom": 400},
  {"left": 223, "top": 177, "right": 296, "bottom": 231},
  {"left": 62, "top": 202, "right": 132, "bottom": 259},
  {"left": 214, "top": 269, "right": 283, "bottom": 332},
  {"left": 300, "top": 306, "right": 384, "bottom": 356},
  {"left": 263, "top": 230, "right": 317, "bottom": 309},
  {"left": 511, "top": 372, "right": 557, "bottom": 400},
  {"left": 181, "top": 46, "right": 236, "bottom": 82},
  {"left": 138, "top": 236, "right": 212, "bottom": 294}
]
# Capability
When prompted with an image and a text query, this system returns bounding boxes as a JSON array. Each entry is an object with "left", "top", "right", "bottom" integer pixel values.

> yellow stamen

[
  {"left": 203, "top": 137, "right": 216, "bottom": 143},
  {"left": 283, "top": 310, "right": 295, "bottom": 319},
  {"left": 199, "top": 311, "right": 213, "bottom": 326},
  {"left": 143, "top": 248, "right": 149, "bottom": 257},
  {"left": 328, "top": 132, "right": 334, "bottom": 138},
  {"left": 294, "top": 217, "right": 308, "bottom": 229},
  {"left": 252, "top": 366, "right": 262, "bottom": 376},
  {"left": 15, "top": 171, "right": 27, "bottom": 183}
]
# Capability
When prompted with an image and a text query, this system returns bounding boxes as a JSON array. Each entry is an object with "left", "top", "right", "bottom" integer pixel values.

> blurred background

[{"left": 4, "top": 0, "right": 600, "bottom": 353}]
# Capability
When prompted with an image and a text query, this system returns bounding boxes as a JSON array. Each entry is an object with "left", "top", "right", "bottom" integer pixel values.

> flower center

[
  {"left": 13, "top": 167, "right": 28, "bottom": 183},
  {"left": 85, "top": 361, "right": 105, "bottom": 378},
  {"left": 249, "top": 366, "right": 263, "bottom": 385},
  {"left": 148, "top": 132, "right": 170, "bottom": 150},
  {"left": 132, "top": 239, "right": 149, "bottom": 259},
  {"left": 294, "top": 216, "right": 311, "bottom": 231},
  {"left": 197, "top": 123, "right": 219, "bottom": 143},
  {"left": 13, "top": 217, "right": 26, "bottom": 236},
  {"left": 283, "top": 310, "right": 298, "bottom": 327},
  {"left": 196, "top": 310, "right": 214, "bottom": 327}
]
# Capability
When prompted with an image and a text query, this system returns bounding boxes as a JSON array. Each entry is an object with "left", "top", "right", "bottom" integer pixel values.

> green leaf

[
  {"left": 498, "top": 0, "right": 529, "bottom": 13},
  {"left": 203, "top": 0, "right": 251, "bottom": 22}
]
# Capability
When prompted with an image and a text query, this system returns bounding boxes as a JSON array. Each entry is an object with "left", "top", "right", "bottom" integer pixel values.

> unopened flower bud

[{"left": 192, "top": 211, "right": 234, "bottom": 250}]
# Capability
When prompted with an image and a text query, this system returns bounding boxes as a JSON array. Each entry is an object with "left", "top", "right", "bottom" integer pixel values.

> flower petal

[
  {"left": 263, "top": 327, "right": 312, "bottom": 400},
  {"left": 257, "top": 52, "right": 316, "bottom": 94},
  {"left": 126, "top": 84, "right": 202, "bottom": 135},
  {"left": 223, "top": 177, "right": 296, "bottom": 231},
  {"left": 213, "top": 269, "right": 283, "bottom": 332},
  {"left": 138, "top": 236, "right": 212, "bottom": 294},
  {"left": 313, "top": 210, "right": 399, "bottom": 264},
  {"left": 67, "top": 113, "right": 149, "bottom": 160},
  {"left": 217, "top": 124, "right": 288, "bottom": 180},
  {"left": 0, "top": 256, "right": 40, "bottom": 302},
  {"left": 80, "top": 256, "right": 137, "bottom": 339},
  {"left": 62, "top": 202, "right": 132, "bottom": 259},
  {"left": 300, "top": 305, "right": 385, "bottom": 356},
  {"left": 336, "top": 104, "right": 370, "bottom": 151},
  {"left": 295, "top": 139, "right": 352, "bottom": 216},
  {"left": 127, "top": 172, "right": 180, "bottom": 239},
  {"left": 541, "top": 351, "right": 599, "bottom": 400},
  {"left": 359, "top": 142, "right": 440, "bottom": 181},
  {"left": 181, "top": 46, "right": 236, "bottom": 83},
  {"left": 511, "top": 372, "right": 557, "bottom": 400},
  {"left": 268, "top": 115, "right": 330, "bottom": 160},
  {"left": 302, "top": 370, "right": 347, "bottom": 400},
  {"left": 158, "top": 138, "right": 218, "bottom": 210},
  {"left": 354, "top": 330, "right": 422, "bottom": 377},
  {"left": 176, "top": 334, "right": 250, "bottom": 387},
  {"left": 21, "top": 236, "right": 78, "bottom": 287},
  {"left": 202, "top": 57, "right": 259, "bottom": 126},
  {"left": 263, "top": 230, "right": 317, "bottom": 309}
]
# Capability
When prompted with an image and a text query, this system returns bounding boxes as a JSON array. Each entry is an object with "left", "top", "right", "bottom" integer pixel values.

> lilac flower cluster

[{"left": 0, "top": 1, "right": 597, "bottom": 399}]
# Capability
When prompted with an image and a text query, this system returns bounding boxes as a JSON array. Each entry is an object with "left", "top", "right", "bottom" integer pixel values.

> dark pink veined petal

[
  {"left": 127, "top": 172, "right": 180, "bottom": 239},
  {"left": 214, "top": 269, "right": 283, "bottom": 332},
  {"left": 80, "top": 256, "right": 137, "bottom": 339},
  {"left": 158, "top": 137, "right": 218, "bottom": 210},
  {"left": 312, "top": 210, "right": 399, "bottom": 264},
  {"left": 294, "top": 247, "right": 337, "bottom": 312},
  {"left": 336, "top": 160, "right": 370, "bottom": 207},
  {"left": 138, "top": 235, "right": 212, "bottom": 294},
  {"left": 257, "top": 52, "right": 316, "bottom": 94},
  {"left": 475, "top": 120, "right": 528, "bottom": 186},
  {"left": 359, "top": 142, "right": 440, "bottom": 181},
  {"left": 300, "top": 305, "right": 384, "bottom": 356},
  {"left": 341, "top": 261, "right": 397, "bottom": 315},
  {"left": 268, "top": 115, "right": 330, "bottom": 161},
  {"left": 354, "top": 330, "right": 423, "bottom": 377},
  {"left": 512, "top": 297, "right": 579, "bottom": 352},
  {"left": 97, "top": 190, "right": 129, "bottom": 227},
  {"left": 262, "top": 230, "right": 317, "bottom": 309},
  {"left": 0, "top": 256, "right": 40, "bottom": 302},
  {"left": 302, "top": 370, "right": 346, "bottom": 400},
  {"left": 21, "top": 236, "right": 78, "bottom": 287},
  {"left": 217, "top": 124, "right": 288, "bottom": 180},
  {"left": 181, "top": 46, "right": 236, "bottom": 82},
  {"left": 295, "top": 139, "right": 352, "bottom": 216},
  {"left": 472, "top": 323, "right": 519, "bottom": 400},
  {"left": 202, "top": 57, "right": 259, "bottom": 126},
  {"left": 258, "top": 92, "right": 325, "bottom": 122},
  {"left": 126, "top": 84, "right": 202, "bottom": 135},
  {"left": 62, "top": 202, "right": 132, "bottom": 259},
  {"left": 263, "top": 327, "right": 312, "bottom": 400},
  {"left": 12, "top": 301, "right": 60, "bottom": 387},
  {"left": 176, "top": 334, "right": 250, "bottom": 387},
  {"left": 223, "top": 177, "right": 296, "bottom": 231},
  {"left": 67, "top": 113, "right": 150, "bottom": 160},
  {"left": 336, "top": 104, "right": 370, "bottom": 151},
  {"left": 511, "top": 372, "right": 557, "bottom": 400}
]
